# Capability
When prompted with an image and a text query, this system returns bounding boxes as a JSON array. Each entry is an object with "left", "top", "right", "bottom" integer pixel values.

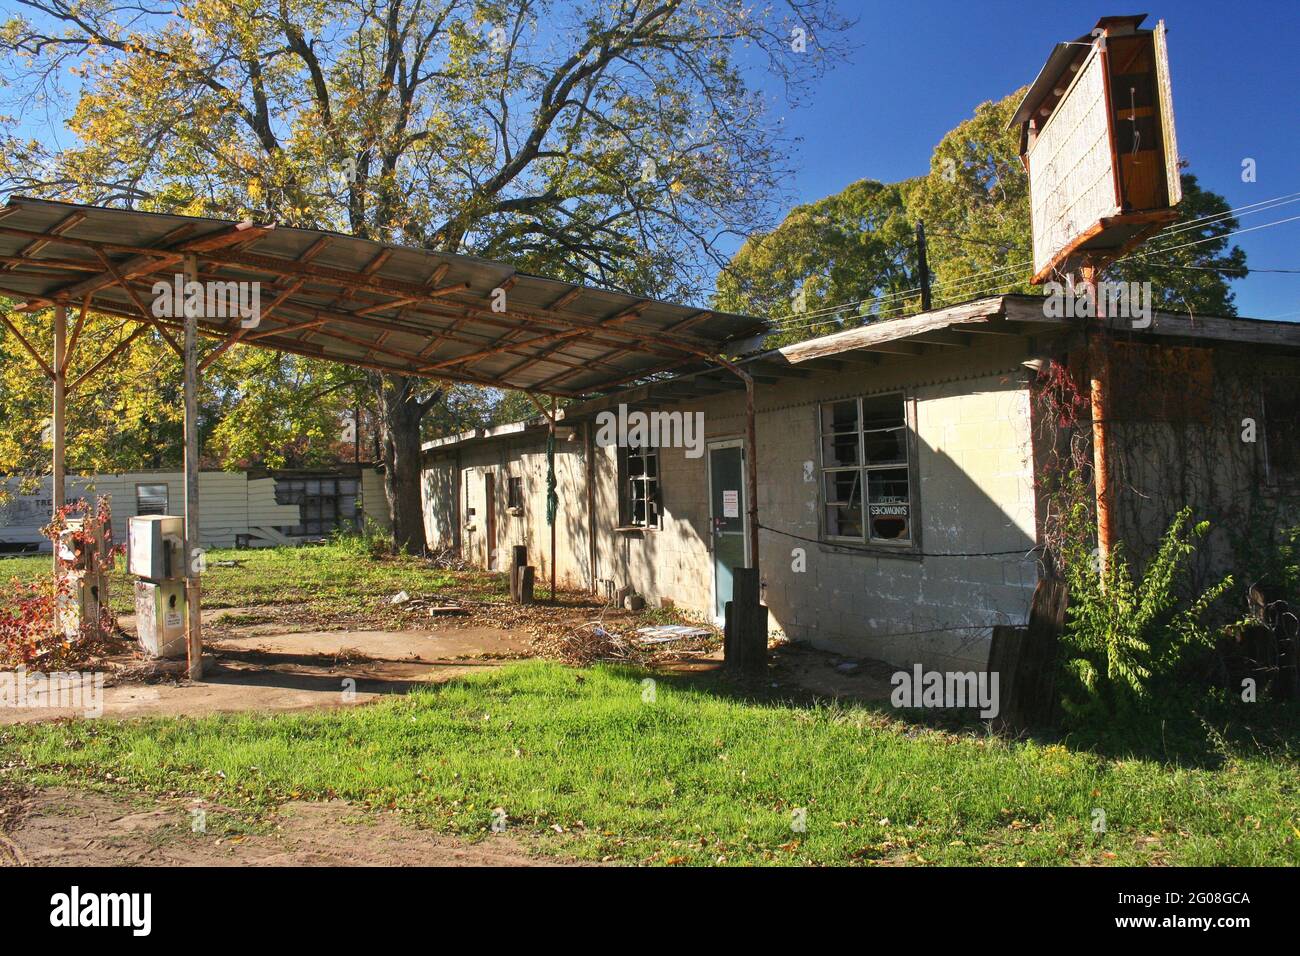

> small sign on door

[{"left": 722, "top": 489, "right": 739, "bottom": 518}]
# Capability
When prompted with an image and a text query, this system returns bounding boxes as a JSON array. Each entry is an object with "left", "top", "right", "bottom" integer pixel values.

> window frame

[
  {"left": 135, "top": 482, "right": 169, "bottom": 516},
  {"left": 1262, "top": 375, "right": 1300, "bottom": 488},
  {"left": 617, "top": 441, "right": 661, "bottom": 530},
  {"left": 506, "top": 475, "right": 525, "bottom": 511},
  {"left": 816, "top": 391, "right": 921, "bottom": 553}
]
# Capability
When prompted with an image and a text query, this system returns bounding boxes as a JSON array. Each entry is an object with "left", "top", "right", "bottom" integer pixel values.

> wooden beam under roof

[
  {"left": 2, "top": 210, "right": 85, "bottom": 272},
  {"left": 530, "top": 309, "right": 716, "bottom": 390}
]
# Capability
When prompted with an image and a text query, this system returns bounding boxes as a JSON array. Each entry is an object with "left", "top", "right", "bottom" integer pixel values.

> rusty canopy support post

[
  {"left": 743, "top": 374, "right": 759, "bottom": 570},
  {"left": 52, "top": 303, "right": 67, "bottom": 577},
  {"left": 1082, "top": 262, "right": 1117, "bottom": 579},
  {"left": 719, "top": 363, "right": 766, "bottom": 675},
  {"left": 182, "top": 254, "right": 204, "bottom": 680},
  {"left": 550, "top": 395, "right": 558, "bottom": 604}
]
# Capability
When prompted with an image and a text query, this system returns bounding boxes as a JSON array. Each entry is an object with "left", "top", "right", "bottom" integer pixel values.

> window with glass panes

[
  {"left": 273, "top": 475, "right": 362, "bottom": 536},
  {"left": 819, "top": 393, "right": 913, "bottom": 544},
  {"left": 620, "top": 443, "right": 660, "bottom": 528}
]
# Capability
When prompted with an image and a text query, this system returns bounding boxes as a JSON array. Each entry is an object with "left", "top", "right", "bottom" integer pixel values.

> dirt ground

[
  {"left": 0, "top": 603, "right": 898, "bottom": 867},
  {"left": 1, "top": 605, "right": 895, "bottom": 723},
  {"left": 0, "top": 619, "right": 538, "bottom": 723},
  {"left": 0, "top": 786, "right": 585, "bottom": 867}
]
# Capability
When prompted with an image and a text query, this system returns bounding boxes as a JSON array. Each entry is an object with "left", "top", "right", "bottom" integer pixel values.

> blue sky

[
  {"left": 8, "top": 2, "right": 1294, "bottom": 318},
  {"left": 757, "top": 0, "right": 1300, "bottom": 320}
]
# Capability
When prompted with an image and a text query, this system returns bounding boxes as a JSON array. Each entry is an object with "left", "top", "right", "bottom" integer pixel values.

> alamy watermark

[
  {"left": 50, "top": 886, "right": 151, "bottom": 936},
  {"left": 594, "top": 403, "right": 705, "bottom": 459},
  {"left": 151, "top": 273, "right": 262, "bottom": 329},
  {"left": 890, "top": 665, "right": 1000, "bottom": 719},
  {"left": 1042, "top": 279, "right": 1152, "bottom": 329},
  {"left": 1, "top": 666, "right": 104, "bottom": 718}
]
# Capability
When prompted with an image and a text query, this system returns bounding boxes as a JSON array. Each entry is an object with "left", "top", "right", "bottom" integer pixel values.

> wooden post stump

[
  {"left": 724, "top": 567, "right": 768, "bottom": 676},
  {"left": 509, "top": 545, "right": 527, "bottom": 603},
  {"left": 988, "top": 575, "right": 1068, "bottom": 732}
]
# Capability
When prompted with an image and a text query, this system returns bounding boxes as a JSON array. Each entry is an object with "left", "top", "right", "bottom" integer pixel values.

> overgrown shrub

[
  {"left": 1056, "top": 506, "right": 1233, "bottom": 733},
  {"left": 330, "top": 517, "right": 394, "bottom": 559},
  {"left": 1, "top": 497, "right": 119, "bottom": 670}
]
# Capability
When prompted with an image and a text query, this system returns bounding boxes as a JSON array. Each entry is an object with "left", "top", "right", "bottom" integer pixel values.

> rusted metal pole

[
  {"left": 182, "top": 254, "right": 204, "bottom": 679},
  {"left": 52, "top": 303, "right": 66, "bottom": 577},
  {"left": 1083, "top": 262, "right": 1116, "bottom": 578},
  {"left": 743, "top": 374, "right": 760, "bottom": 569},
  {"left": 550, "top": 396, "right": 558, "bottom": 604}
]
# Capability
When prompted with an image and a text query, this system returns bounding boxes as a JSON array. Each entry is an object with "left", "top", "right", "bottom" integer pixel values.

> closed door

[
  {"left": 484, "top": 472, "right": 497, "bottom": 569},
  {"left": 708, "top": 440, "right": 747, "bottom": 622}
]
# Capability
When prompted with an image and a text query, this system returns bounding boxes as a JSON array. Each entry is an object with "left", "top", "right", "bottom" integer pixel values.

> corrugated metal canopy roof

[{"left": 0, "top": 197, "right": 766, "bottom": 396}]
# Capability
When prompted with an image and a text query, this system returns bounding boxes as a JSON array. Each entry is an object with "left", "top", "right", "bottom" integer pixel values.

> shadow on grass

[{"left": 625, "top": 656, "right": 1300, "bottom": 772}]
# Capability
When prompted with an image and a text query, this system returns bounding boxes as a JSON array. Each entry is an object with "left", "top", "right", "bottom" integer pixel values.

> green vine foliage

[{"left": 1057, "top": 506, "right": 1234, "bottom": 732}]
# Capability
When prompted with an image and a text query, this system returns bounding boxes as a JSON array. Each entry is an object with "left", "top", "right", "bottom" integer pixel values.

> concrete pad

[
  {"left": 0, "top": 626, "right": 532, "bottom": 724},
  {"left": 210, "top": 625, "right": 532, "bottom": 663}
]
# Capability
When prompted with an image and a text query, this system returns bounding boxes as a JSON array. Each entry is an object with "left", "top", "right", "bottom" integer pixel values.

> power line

[
  {"left": 1132, "top": 259, "right": 1300, "bottom": 275},
  {"left": 1124, "top": 214, "right": 1300, "bottom": 260},
  {"left": 1156, "top": 191, "right": 1300, "bottom": 239},
  {"left": 764, "top": 191, "right": 1300, "bottom": 334}
]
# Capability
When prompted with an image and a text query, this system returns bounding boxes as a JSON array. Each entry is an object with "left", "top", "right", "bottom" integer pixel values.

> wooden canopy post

[
  {"left": 51, "top": 303, "right": 67, "bottom": 576},
  {"left": 182, "top": 254, "right": 204, "bottom": 679},
  {"left": 549, "top": 395, "right": 558, "bottom": 604}
]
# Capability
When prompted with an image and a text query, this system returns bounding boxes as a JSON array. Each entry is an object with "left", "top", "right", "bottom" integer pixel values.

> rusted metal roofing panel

[{"left": 0, "top": 197, "right": 764, "bottom": 396}]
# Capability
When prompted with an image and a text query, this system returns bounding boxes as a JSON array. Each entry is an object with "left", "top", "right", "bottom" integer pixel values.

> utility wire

[{"left": 763, "top": 191, "right": 1300, "bottom": 333}]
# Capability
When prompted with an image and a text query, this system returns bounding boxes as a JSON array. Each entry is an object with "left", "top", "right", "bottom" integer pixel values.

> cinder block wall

[
  {"left": 421, "top": 337, "right": 1042, "bottom": 671},
  {"left": 422, "top": 430, "right": 592, "bottom": 588},
  {"left": 1087, "top": 347, "right": 1300, "bottom": 594},
  {"left": 584, "top": 340, "right": 1040, "bottom": 670}
]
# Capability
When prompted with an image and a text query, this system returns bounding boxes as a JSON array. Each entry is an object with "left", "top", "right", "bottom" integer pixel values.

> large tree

[
  {"left": 0, "top": 0, "right": 851, "bottom": 549},
  {"left": 715, "top": 177, "right": 919, "bottom": 347},
  {"left": 721, "top": 88, "right": 1248, "bottom": 339}
]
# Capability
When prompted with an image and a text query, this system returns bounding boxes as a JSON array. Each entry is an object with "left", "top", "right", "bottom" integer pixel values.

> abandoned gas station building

[{"left": 422, "top": 295, "right": 1300, "bottom": 672}]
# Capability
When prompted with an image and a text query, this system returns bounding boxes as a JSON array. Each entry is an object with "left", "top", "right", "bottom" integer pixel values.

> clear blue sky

[{"left": 757, "top": 0, "right": 1300, "bottom": 320}]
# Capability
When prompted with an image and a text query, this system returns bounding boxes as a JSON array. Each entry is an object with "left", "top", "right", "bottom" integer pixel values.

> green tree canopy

[
  {"left": 720, "top": 88, "right": 1248, "bottom": 343},
  {"left": 0, "top": 0, "right": 853, "bottom": 547}
]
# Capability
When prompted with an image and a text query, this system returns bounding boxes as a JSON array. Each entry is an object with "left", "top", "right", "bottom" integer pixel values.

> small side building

[
  {"left": 0, "top": 464, "right": 390, "bottom": 553},
  {"left": 422, "top": 295, "right": 1300, "bottom": 672}
]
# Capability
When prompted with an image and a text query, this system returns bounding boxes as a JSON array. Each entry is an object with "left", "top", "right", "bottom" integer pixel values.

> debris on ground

[
  {"left": 635, "top": 625, "right": 712, "bottom": 644},
  {"left": 537, "top": 622, "right": 650, "bottom": 665},
  {"left": 426, "top": 605, "right": 468, "bottom": 616},
  {"left": 534, "top": 612, "right": 719, "bottom": 666},
  {"left": 390, "top": 593, "right": 467, "bottom": 616}
]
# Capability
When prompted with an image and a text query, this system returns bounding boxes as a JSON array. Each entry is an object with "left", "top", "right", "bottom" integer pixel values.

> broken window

[
  {"left": 273, "top": 475, "right": 362, "bottom": 537},
  {"left": 819, "top": 393, "right": 914, "bottom": 545},
  {"left": 507, "top": 475, "right": 524, "bottom": 510},
  {"left": 135, "top": 483, "right": 169, "bottom": 516},
  {"left": 618, "top": 442, "right": 660, "bottom": 528}
]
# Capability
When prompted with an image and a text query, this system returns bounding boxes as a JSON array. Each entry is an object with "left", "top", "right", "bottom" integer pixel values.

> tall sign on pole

[
  {"left": 1009, "top": 14, "right": 1184, "bottom": 576},
  {"left": 1010, "top": 14, "right": 1183, "bottom": 284}
]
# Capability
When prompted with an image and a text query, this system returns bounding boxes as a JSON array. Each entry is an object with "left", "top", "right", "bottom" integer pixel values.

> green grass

[
  {"left": 3, "top": 661, "right": 1296, "bottom": 866},
  {"left": 1, "top": 542, "right": 508, "bottom": 619}
]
